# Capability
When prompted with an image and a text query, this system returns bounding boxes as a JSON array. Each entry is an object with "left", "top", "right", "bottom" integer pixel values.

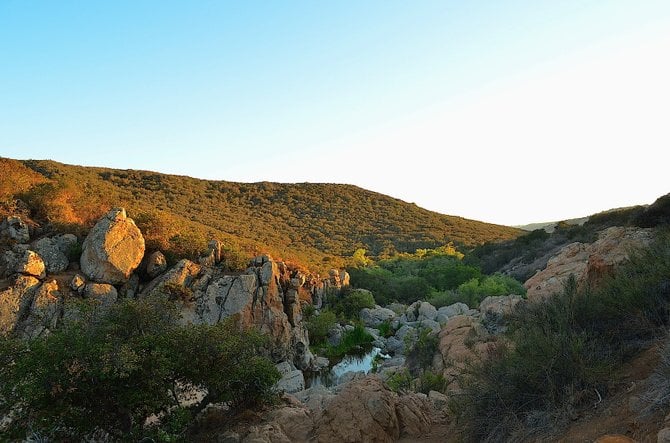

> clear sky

[{"left": 1, "top": 1, "right": 669, "bottom": 225}]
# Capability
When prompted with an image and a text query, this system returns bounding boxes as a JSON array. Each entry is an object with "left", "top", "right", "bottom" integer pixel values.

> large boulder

[
  {"left": 31, "top": 234, "right": 77, "bottom": 274},
  {"left": 275, "top": 361, "right": 306, "bottom": 394},
  {"left": 0, "top": 275, "right": 41, "bottom": 335},
  {"left": 82, "top": 283, "right": 118, "bottom": 308},
  {"left": 435, "top": 315, "right": 490, "bottom": 391},
  {"left": 524, "top": 226, "right": 652, "bottom": 301},
  {"left": 360, "top": 306, "right": 396, "bottom": 327},
  {"left": 2, "top": 249, "right": 46, "bottom": 279},
  {"left": 314, "top": 376, "right": 432, "bottom": 442},
  {"left": 14, "top": 279, "right": 62, "bottom": 339},
  {"left": 80, "top": 208, "right": 145, "bottom": 284}
]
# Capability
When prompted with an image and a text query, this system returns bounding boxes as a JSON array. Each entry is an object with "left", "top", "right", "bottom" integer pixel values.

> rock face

[
  {"left": 1, "top": 216, "right": 30, "bottom": 243},
  {"left": 146, "top": 251, "right": 167, "bottom": 277},
  {"left": 524, "top": 227, "right": 652, "bottom": 301},
  {"left": 80, "top": 208, "right": 145, "bottom": 284},
  {"left": 142, "top": 255, "right": 313, "bottom": 368},
  {"left": 32, "top": 234, "right": 77, "bottom": 274},
  {"left": 435, "top": 315, "right": 491, "bottom": 391},
  {"left": 2, "top": 249, "right": 46, "bottom": 279},
  {"left": 315, "top": 376, "right": 431, "bottom": 442},
  {"left": 0, "top": 275, "right": 41, "bottom": 335},
  {"left": 14, "top": 279, "right": 62, "bottom": 339},
  {"left": 360, "top": 306, "right": 396, "bottom": 327},
  {"left": 275, "top": 361, "right": 306, "bottom": 394}
]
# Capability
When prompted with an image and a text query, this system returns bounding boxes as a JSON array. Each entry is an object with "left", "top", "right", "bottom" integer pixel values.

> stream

[{"left": 305, "top": 347, "right": 389, "bottom": 388}]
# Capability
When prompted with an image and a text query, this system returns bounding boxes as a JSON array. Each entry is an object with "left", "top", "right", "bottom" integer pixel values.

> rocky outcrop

[
  {"left": 80, "top": 208, "right": 145, "bottom": 284},
  {"left": 145, "top": 251, "right": 167, "bottom": 277},
  {"left": 0, "top": 275, "right": 41, "bottom": 335},
  {"left": 525, "top": 226, "right": 652, "bottom": 301},
  {"left": 0, "top": 216, "right": 30, "bottom": 244},
  {"left": 314, "top": 376, "right": 432, "bottom": 442},
  {"left": 82, "top": 283, "right": 118, "bottom": 307},
  {"left": 360, "top": 306, "right": 396, "bottom": 327},
  {"left": 14, "top": 279, "right": 62, "bottom": 339},
  {"left": 2, "top": 249, "right": 46, "bottom": 279},
  {"left": 142, "top": 254, "right": 313, "bottom": 369},
  {"left": 275, "top": 361, "right": 306, "bottom": 394},
  {"left": 434, "top": 315, "right": 491, "bottom": 391},
  {"left": 31, "top": 234, "right": 77, "bottom": 274}
]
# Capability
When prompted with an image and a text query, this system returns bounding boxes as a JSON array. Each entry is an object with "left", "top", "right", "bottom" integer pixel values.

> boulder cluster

[{"left": 0, "top": 209, "right": 326, "bottom": 370}]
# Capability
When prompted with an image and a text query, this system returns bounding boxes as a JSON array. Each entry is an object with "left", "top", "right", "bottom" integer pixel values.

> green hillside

[{"left": 1, "top": 158, "right": 522, "bottom": 271}]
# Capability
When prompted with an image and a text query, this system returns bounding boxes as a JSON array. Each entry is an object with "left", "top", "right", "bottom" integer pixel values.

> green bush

[
  {"left": 457, "top": 230, "right": 670, "bottom": 441},
  {"left": 306, "top": 309, "right": 338, "bottom": 346},
  {"left": 387, "top": 368, "right": 413, "bottom": 393},
  {"left": 332, "top": 289, "right": 376, "bottom": 320},
  {"left": 323, "top": 324, "right": 374, "bottom": 360},
  {"left": 0, "top": 297, "right": 280, "bottom": 440},
  {"left": 407, "top": 327, "right": 440, "bottom": 373},
  {"left": 417, "top": 371, "right": 449, "bottom": 394},
  {"left": 456, "top": 274, "right": 526, "bottom": 308},
  {"left": 377, "top": 320, "right": 394, "bottom": 338}
]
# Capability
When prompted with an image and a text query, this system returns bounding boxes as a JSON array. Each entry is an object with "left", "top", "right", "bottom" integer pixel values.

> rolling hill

[{"left": 0, "top": 158, "right": 522, "bottom": 271}]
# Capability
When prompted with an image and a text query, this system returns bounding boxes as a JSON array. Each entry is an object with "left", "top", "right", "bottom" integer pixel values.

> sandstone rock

[
  {"left": 80, "top": 208, "right": 145, "bottom": 284},
  {"left": 119, "top": 273, "right": 139, "bottom": 298},
  {"left": 15, "top": 279, "right": 62, "bottom": 339},
  {"left": 395, "top": 393, "right": 432, "bottom": 437},
  {"left": 83, "top": 283, "right": 118, "bottom": 307},
  {"left": 360, "top": 306, "right": 396, "bottom": 327},
  {"left": 31, "top": 235, "right": 76, "bottom": 274},
  {"left": 141, "top": 259, "right": 202, "bottom": 297},
  {"left": 525, "top": 226, "right": 652, "bottom": 301},
  {"left": 479, "top": 294, "right": 523, "bottom": 318},
  {"left": 437, "top": 302, "right": 470, "bottom": 321},
  {"left": 339, "top": 270, "right": 350, "bottom": 287},
  {"left": 146, "top": 251, "right": 167, "bottom": 277},
  {"left": 418, "top": 318, "right": 441, "bottom": 334},
  {"left": 7, "top": 250, "right": 46, "bottom": 279},
  {"left": 428, "top": 390, "right": 449, "bottom": 410},
  {"left": 436, "top": 315, "right": 490, "bottom": 391},
  {"left": 328, "top": 323, "right": 344, "bottom": 346},
  {"left": 418, "top": 302, "right": 438, "bottom": 321},
  {"left": 315, "top": 377, "right": 400, "bottom": 442},
  {"left": 208, "top": 239, "right": 223, "bottom": 264},
  {"left": 294, "top": 384, "right": 336, "bottom": 415},
  {"left": 1, "top": 216, "right": 29, "bottom": 243},
  {"left": 266, "top": 403, "right": 314, "bottom": 442},
  {"left": 276, "top": 369, "right": 306, "bottom": 394},
  {"left": 175, "top": 255, "right": 311, "bottom": 368},
  {"left": 0, "top": 275, "right": 41, "bottom": 335},
  {"left": 70, "top": 273, "right": 86, "bottom": 293}
]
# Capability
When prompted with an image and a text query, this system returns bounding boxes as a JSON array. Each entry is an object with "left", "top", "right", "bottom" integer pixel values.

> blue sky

[{"left": 2, "top": 1, "right": 669, "bottom": 225}]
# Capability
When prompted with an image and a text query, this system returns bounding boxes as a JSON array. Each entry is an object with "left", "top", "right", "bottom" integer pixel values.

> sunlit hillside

[{"left": 0, "top": 158, "right": 522, "bottom": 271}]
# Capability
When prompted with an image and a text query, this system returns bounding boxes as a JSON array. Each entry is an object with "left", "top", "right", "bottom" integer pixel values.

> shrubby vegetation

[
  {"left": 349, "top": 245, "right": 525, "bottom": 306},
  {"left": 0, "top": 297, "right": 280, "bottom": 441},
  {"left": 456, "top": 229, "right": 670, "bottom": 441},
  {"left": 0, "top": 157, "right": 521, "bottom": 272}
]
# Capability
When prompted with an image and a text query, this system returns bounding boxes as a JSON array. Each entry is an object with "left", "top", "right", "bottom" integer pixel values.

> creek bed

[{"left": 305, "top": 347, "right": 389, "bottom": 388}]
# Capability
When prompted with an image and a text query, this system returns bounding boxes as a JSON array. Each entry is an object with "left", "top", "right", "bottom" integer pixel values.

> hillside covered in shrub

[{"left": 0, "top": 157, "right": 521, "bottom": 271}]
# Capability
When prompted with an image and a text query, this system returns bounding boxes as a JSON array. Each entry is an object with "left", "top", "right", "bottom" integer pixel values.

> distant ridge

[{"left": 0, "top": 158, "right": 522, "bottom": 271}]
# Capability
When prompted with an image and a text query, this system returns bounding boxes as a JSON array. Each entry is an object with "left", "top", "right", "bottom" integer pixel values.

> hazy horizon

[{"left": 2, "top": 1, "right": 669, "bottom": 225}]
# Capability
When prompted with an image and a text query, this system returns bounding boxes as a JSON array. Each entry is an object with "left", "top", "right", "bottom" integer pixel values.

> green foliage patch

[{"left": 0, "top": 297, "right": 280, "bottom": 441}]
